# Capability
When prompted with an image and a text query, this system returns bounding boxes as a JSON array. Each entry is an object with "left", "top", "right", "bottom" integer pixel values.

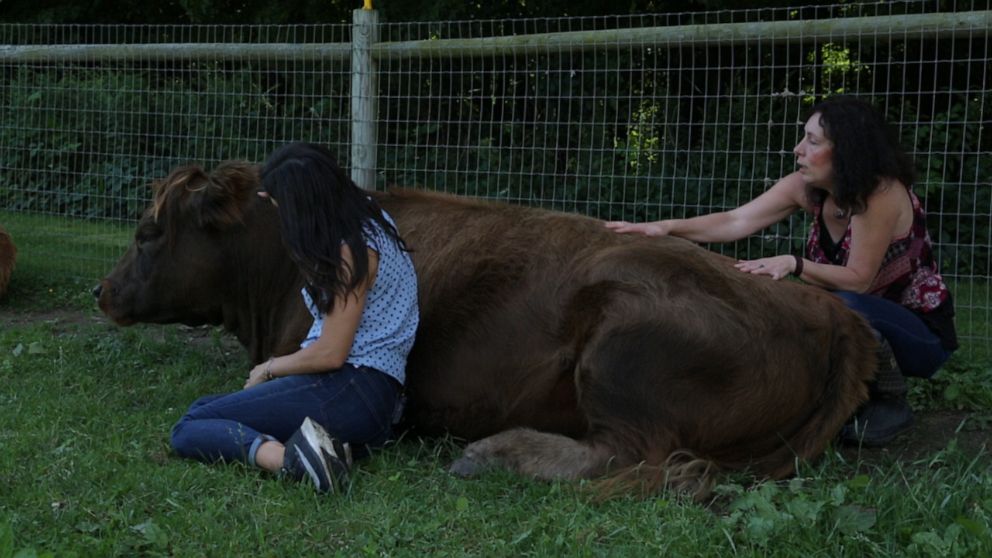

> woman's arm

[
  {"left": 798, "top": 180, "right": 906, "bottom": 292},
  {"left": 244, "top": 245, "right": 378, "bottom": 388},
  {"left": 738, "top": 179, "right": 908, "bottom": 289},
  {"left": 605, "top": 172, "right": 807, "bottom": 243}
]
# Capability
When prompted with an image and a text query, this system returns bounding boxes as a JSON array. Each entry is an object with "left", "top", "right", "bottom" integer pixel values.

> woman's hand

[
  {"left": 734, "top": 255, "right": 797, "bottom": 281},
  {"left": 244, "top": 361, "right": 271, "bottom": 390},
  {"left": 604, "top": 220, "right": 672, "bottom": 236}
]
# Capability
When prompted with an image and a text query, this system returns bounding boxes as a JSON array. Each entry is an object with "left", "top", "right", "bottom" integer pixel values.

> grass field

[{"left": 1, "top": 212, "right": 990, "bottom": 556}]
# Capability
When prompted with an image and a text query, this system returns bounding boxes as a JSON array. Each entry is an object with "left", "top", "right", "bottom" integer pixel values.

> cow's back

[
  {"left": 377, "top": 188, "right": 874, "bottom": 487},
  {"left": 377, "top": 189, "right": 871, "bottom": 439}
]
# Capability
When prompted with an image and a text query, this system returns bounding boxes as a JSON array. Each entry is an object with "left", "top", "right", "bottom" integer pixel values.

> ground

[
  {"left": 838, "top": 409, "right": 989, "bottom": 465},
  {"left": 3, "top": 308, "right": 989, "bottom": 471}
]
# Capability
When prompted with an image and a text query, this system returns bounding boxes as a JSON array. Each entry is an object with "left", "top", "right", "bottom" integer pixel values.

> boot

[{"left": 839, "top": 336, "right": 914, "bottom": 447}]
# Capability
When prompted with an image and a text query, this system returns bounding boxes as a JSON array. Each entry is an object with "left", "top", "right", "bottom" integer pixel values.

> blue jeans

[
  {"left": 171, "top": 364, "right": 401, "bottom": 466},
  {"left": 833, "top": 291, "right": 952, "bottom": 379}
]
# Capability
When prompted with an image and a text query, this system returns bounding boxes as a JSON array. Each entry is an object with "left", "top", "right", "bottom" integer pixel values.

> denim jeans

[
  {"left": 832, "top": 291, "right": 952, "bottom": 379},
  {"left": 171, "top": 364, "right": 401, "bottom": 466}
]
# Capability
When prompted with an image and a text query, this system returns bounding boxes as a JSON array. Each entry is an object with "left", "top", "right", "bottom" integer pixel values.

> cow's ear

[{"left": 196, "top": 162, "right": 261, "bottom": 228}]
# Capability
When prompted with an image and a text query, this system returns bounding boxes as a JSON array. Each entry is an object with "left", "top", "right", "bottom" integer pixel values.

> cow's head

[{"left": 95, "top": 161, "right": 272, "bottom": 326}]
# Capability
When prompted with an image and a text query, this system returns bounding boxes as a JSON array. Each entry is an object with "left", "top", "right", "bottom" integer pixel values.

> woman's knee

[
  {"left": 169, "top": 420, "right": 193, "bottom": 457},
  {"left": 185, "top": 393, "right": 224, "bottom": 415},
  {"left": 169, "top": 419, "right": 223, "bottom": 461},
  {"left": 170, "top": 397, "right": 214, "bottom": 456}
]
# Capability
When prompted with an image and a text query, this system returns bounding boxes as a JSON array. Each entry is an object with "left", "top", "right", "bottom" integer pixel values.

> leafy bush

[
  {"left": 0, "top": 34, "right": 986, "bottom": 274},
  {"left": 0, "top": 64, "right": 349, "bottom": 221}
]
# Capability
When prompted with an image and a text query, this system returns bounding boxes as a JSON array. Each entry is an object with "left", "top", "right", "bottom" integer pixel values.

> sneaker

[
  {"left": 280, "top": 417, "right": 352, "bottom": 493},
  {"left": 839, "top": 397, "right": 915, "bottom": 447}
]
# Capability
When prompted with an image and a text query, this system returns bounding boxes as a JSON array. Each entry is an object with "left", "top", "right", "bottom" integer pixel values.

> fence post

[{"left": 351, "top": 8, "right": 378, "bottom": 190}]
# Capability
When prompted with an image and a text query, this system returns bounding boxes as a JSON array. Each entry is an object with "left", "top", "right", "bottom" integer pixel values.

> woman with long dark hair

[
  {"left": 171, "top": 143, "right": 419, "bottom": 492},
  {"left": 607, "top": 96, "right": 957, "bottom": 447}
]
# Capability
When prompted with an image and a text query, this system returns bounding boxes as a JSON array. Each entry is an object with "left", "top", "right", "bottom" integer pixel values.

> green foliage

[
  {"left": 0, "top": 0, "right": 186, "bottom": 24},
  {"left": 713, "top": 453, "right": 992, "bottom": 556},
  {"left": 377, "top": 45, "right": 807, "bottom": 226},
  {"left": 0, "top": 10, "right": 987, "bottom": 278},
  {"left": 0, "top": 64, "right": 348, "bottom": 221},
  {"left": 0, "top": 0, "right": 837, "bottom": 25},
  {"left": 804, "top": 43, "right": 870, "bottom": 100},
  {"left": 902, "top": 94, "right": 992, "bottom": 276},
  {"left": 718, "top": 477, "right": 877, "bottom": 548},
  {"left": 910, "top": 355, "right": 992, "bottom": 412}
]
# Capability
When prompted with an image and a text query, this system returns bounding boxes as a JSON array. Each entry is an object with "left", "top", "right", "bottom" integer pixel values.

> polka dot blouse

[{"left": 300, "top": 210, "right": 419, "bottom": 385}]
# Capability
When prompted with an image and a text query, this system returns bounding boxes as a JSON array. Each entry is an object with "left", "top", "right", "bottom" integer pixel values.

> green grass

[
  {"left": 950, "top": 279, "right": 992, "bottom": 362},
  {"left": 0, "top": 317, "right": 989, "bottom": 556},
  {"left": 1, "top": 210, "right": 130, "bottom": 311},
  {"left": 1, "top": 211, "right": 991, "bottom": 556}
]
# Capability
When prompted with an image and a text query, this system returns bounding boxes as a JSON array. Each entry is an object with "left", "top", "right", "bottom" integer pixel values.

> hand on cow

[
  {"left": 604, "top": 220, "right": 671, "bottom": 236},
  {"left": 734, "top": 255, "right": 795, "bottom": 281}
]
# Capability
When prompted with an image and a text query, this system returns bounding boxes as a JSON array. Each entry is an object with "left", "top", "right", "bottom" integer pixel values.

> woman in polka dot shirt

[{"left": 170, "top": 142, "right": 419, "bottom": 493}]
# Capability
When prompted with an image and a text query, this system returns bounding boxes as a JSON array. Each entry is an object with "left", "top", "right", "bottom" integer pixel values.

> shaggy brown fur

[
  {"left": 0, "top": 226, "right": 16, "bottom": 298},
  {"left": 97, "top": 162, "right": 878, "bottom": 500},
  {"left": 379, "top": 189, "right": 877, "bottom": 500},
  {"left": 95, "top": 162, "right": 310, "bottom": 363}
]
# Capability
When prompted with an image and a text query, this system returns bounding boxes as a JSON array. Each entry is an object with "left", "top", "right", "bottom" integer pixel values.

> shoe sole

[{"left": 300, "top": 417, "right": 351, "bottom": 491}]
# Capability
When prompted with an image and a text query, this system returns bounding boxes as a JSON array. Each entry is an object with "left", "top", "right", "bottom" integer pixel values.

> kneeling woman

[{"left": 171, "top": 142, "right": 419, "bottom": 492}]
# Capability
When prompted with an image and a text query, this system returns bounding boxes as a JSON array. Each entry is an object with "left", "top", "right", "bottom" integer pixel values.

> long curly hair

[
  {"left": 807, "top": 96, "right": 916, "bottom": 215},
  {"left": 260, "top": 142, "right": 407, "bottom": 315}
]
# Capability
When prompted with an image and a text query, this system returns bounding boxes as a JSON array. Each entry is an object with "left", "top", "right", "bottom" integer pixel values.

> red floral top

[{"left": 806, "top": 188, "right": 957, "bottom": 350}]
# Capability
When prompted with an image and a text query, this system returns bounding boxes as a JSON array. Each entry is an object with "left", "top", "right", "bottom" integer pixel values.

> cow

[
  {"left": 0, "top": 225, "right": 15, "bottom": 298},
  {"left": 95, "top": 161, "right": 877, "bottom": 499}
]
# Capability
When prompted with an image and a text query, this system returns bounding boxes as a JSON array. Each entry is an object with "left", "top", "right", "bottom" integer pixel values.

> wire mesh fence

[{"left": 0, "top": 0, "right": 989, "bottom": 352}]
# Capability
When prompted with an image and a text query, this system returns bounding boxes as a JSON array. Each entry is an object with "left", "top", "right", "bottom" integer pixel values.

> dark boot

[{"left": 839, "top": 336, "right": 914, "bottom": 447}]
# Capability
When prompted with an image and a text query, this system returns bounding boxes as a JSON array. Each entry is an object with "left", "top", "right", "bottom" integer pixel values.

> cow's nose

[{"left": 92, "top": 284, "right": 103, "bottom": 299}]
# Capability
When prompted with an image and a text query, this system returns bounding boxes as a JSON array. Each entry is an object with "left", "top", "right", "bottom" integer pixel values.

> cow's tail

[{"left": 592, "top": 450, "right": 719, "bottom": 502}]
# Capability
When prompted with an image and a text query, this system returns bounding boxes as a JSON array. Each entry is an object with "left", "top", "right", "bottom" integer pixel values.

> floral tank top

[{"left": 806, "top": 188, "right": 958, "bottom": 350}]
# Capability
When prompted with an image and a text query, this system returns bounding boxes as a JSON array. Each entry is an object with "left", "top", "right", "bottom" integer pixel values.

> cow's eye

[
  {"left": 135, "top": 225, "right": 162, "bottom": 245},
  {"left": 134, "top": 225, "right": 161, "bottom": 279}
]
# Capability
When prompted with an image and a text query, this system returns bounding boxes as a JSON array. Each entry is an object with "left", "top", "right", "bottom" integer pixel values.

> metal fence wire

[{"left": 0, "top": 0, "right": 989, "bottom": 352}]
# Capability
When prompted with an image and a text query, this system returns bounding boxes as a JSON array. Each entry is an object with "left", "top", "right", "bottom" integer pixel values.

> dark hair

[
  {"left": 260, "top": 142, "right": 407, "bottom": 315},
  {"left": 806, "top": 96, "right": 916, "bottom": 215}
]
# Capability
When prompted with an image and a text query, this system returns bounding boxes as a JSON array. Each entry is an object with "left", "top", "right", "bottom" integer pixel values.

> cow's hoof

[{"left": 448, "top": 455, "right": 486, "bottom": 478}]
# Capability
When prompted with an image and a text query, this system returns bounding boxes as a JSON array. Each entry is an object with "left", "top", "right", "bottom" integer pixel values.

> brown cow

[
  {"left": 95, "top": 161, "right": 877, "bottom": 499},
  {"left": 95, "top": 163, "right": 311, "bottom": 364},
  {"left": 0, "top": 226, "right": 15, "bottom": 298}
]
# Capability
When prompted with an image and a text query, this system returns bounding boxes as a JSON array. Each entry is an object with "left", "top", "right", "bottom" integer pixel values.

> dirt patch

[
  {"left": 0, "top": 307, "right": 243, "bottom": 354},
  {"left": 838, "top": 409, "right": 990, "bottom": 466},
  {"left": 0, "top": 307, "right": 105, "bottom": 327}
]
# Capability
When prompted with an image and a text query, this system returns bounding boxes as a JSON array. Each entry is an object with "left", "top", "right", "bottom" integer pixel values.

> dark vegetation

[{"left": 1, "top": 5, "right": 988, "bottom": 262}]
